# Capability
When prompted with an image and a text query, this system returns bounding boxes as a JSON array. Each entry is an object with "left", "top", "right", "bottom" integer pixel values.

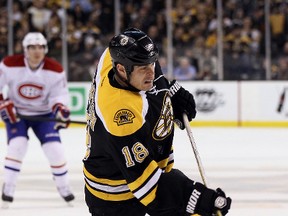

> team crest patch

[{"left": 114, "top": 109, "right": 135, "bottom": 126}]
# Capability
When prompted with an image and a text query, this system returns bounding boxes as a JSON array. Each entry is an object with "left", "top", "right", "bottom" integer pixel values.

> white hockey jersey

[{"left": 0, "top": 54, "right": 69, "bottom": 116}]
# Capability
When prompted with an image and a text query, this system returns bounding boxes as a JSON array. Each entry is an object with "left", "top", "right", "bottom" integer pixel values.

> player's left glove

[
  {"left": 52, "top": 103, "right": 70, "bottom": 130},
  {"left": 186, "top": 183, "right": 232, "bottom": 216},
  {"left": 212, "top": 188, "right": 232, "bottom": 215},
  {"left": 0, "top": 98, "right": 19, "bottom": 124},
  {"left": 169, "top": 80, "right": 196, "bottom": 129}
]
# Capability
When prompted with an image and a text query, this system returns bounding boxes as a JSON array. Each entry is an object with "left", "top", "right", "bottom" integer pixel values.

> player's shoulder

[
  {"left": 2, "top": 54, "right": 25, "bottom": 67},
  {"left": 43, "top": 57, "right": 63, "bottom": 73},
  {"left": 100, "top": 90, "right": 146, "bottom": 137}
]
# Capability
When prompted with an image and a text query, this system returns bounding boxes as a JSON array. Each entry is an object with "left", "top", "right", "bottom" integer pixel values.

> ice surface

[{"left": 0, "top": 126, "right": 287, "bottom": 216}]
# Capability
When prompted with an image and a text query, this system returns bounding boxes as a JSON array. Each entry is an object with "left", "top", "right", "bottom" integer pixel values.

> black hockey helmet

[{"left": 109, "top": 28, "right": 159, "bottom": 74}]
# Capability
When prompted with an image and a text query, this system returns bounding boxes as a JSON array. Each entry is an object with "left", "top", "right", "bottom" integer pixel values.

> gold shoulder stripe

[
  {"left": 100, "top": 49, "right": 113, "bottom": 77},
  {"left": 95, "top": 49, "right": 147, "bottom": 136},
  {"left": 99, "top": 89, "right": 145, "bottom": 136}
]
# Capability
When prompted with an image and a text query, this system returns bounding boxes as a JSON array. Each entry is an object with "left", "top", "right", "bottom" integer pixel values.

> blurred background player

[
  {"left": 0, "top": 32, "right": 74, "bottom": 207},
  {"left": 83, "top": 28, "right": 231, "bottom": 216}
]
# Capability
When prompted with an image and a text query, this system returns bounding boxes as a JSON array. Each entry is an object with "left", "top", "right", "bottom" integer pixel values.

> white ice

[{"left": 0, "top": 126, "right": 288, "bottom": 216}]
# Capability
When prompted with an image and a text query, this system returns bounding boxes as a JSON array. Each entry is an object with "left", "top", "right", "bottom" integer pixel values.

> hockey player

[
  {"left": 83, "top": 28, "right": 231, "bottom": 216},
  {"left": 0, "top": 32, "right": 74, "bottom": 206}
]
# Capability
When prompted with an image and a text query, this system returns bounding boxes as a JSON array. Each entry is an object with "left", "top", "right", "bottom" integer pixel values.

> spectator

[
  {"left": 158, "top": 56, "right": 169, "bottom": 78},
  {"left": 272, "top": 57, "right": 288, "bottom": 80},
  {"left": 68, "top": 3, "right": 89, "bottom": 25},
  {"left": 0, "top": 0, "right": 287, "bottom": 81},
  {"left": 27, "top": 0, "right": 51, "bottom": 33},
  {"left": 174, "top": 56, "right": 197, "bottom": 80},
  {"left": 197, "top": 48, "right": 218, "bottom": 80}
]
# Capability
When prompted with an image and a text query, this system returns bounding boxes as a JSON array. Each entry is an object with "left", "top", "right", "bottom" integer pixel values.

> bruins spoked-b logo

[
  {"left": 114, "top": 109, "right": 135, "bottom": 126},
  {"left": 153, "top": 94, "right": 173, "bottom": 140}
]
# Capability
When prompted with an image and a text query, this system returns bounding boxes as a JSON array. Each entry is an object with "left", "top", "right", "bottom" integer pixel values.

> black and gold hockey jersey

[{"left": 83, "top": 48, "right": 194, "bottom": 214}]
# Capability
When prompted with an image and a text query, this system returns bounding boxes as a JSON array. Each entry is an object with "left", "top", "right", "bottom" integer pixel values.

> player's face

[
  {"left": 129, "top": 63, "right": 155, "bottom": 91},
  {"left": 26, "top": 45, "right": 45, "bottom": 66}
]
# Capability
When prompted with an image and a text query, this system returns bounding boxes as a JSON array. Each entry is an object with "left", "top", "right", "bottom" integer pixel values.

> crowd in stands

[{"left": 0, "top": 0, "right": 288, "bottom": 81}]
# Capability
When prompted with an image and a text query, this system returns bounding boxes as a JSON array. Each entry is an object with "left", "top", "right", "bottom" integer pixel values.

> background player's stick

[
  {"left": 277, "top": 88, "right": 286, "bottom": 112},
  {"left": 17, "top": 114, "right": 86, "bottom": 125},
  {"left": 183, "top": 113, "right": 222, "bottom": 216}
]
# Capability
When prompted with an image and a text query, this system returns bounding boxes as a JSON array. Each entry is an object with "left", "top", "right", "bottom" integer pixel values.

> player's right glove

[
  {"left": 0, "top": 98, "right": 19, "bottom": 124},
  {"left": 169, "top": 80, "right": 196, "bottom": 129},
  {"left": 52, "top": 103, "right": 70, "bottom": 130},
  {"left": 186, "top": 183, "right": 232, "bottom": 216}
]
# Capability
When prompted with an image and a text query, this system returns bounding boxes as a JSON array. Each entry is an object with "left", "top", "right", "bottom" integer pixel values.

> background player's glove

[
  {"left": 0, "top": 99, "right": 19, "bottom": 124},
  {"left": 52, "top": 103, "right": 70, "bottom": 130},
  {"left": 186, "top": 183, "right": 232, "bottom": 216},
  {"left": 169, "top": 80, "right": 196, "bottom": 129}
]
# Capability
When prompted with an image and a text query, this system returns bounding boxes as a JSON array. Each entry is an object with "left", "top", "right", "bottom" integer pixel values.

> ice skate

[
  {"left": 1, "top": 184, "right": 15, "bottom": 209},
  {"left": 57, "top": 185, "right": 75, "bottom": 206}
]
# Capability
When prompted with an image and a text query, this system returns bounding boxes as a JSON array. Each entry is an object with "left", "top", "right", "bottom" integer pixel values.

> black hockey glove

[
  {"left": 186, "top": 183, "right": 232, "bottom": 216},
  {"left": 169, "top": 80, "right": 196, "bottom": 129}
]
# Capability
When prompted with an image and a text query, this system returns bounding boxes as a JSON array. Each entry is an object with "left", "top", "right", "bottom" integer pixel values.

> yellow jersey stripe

[
  {"left": 140, "top": 185, "right": 158, "bottom": 206},
  {"left": 83, "top": 166, "right": 127, "bottom": 185},
  {"left": 85, "top": 177, "right": 129, "bottom": 193},
  {"left": 129, "top": 160, "right": 159, "bottom": 191},
  {"left": 85, "top": 182, "right": 134, "bottom": 201}
]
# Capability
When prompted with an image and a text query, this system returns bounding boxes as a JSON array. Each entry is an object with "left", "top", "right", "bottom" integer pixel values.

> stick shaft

[
  {"left": 17, "top": 114, "right": 86, "bottom": 125},
  {"left": 183, "top": 114, "right": 207, "bottom": 186},
  {"left": 183, "top": 113, "right": 222, "bottom": 216}
]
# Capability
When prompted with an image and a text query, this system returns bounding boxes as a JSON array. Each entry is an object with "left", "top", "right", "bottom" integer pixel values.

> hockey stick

[
  {"left": 183, "top": 113, "right": 222, "bottom": 216},
  {"left": 277, "top": 88, "right": 286, "bottom": 112},
  {"left": 17, "top": 114, "right": 87, "bottom": 125}
]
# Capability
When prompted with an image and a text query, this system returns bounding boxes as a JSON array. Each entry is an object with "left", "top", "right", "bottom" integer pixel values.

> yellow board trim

[
  {"left": 240, "top": 121, "right": 288, "bottom": 127},
  {"left": 181, "top": 121, "right": 288, "bottom": 128}
]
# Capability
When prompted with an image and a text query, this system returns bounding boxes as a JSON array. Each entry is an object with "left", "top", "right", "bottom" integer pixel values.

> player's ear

[{"left": 116, "top": 64, "right": 128, "bottom": 80}]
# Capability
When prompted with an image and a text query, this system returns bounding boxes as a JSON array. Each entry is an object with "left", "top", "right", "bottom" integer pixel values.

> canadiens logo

[
  {"left": 114, "top": 109, "right": 135, "bottom": 126},
  {"left": 18, "top": 83, "right": 44, "bottom": 99}
]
